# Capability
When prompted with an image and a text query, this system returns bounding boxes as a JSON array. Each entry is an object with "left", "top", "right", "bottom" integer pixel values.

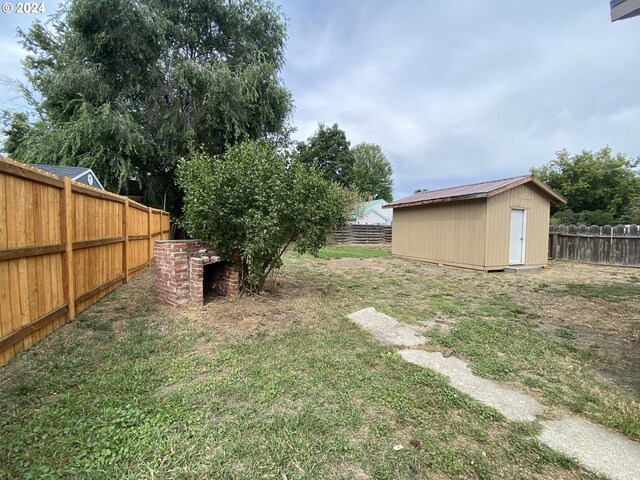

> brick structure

[{"left": 154, "top": 240, "right": 240, "bottom": 306}]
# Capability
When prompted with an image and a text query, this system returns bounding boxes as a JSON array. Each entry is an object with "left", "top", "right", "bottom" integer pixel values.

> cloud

[{"left": 280, "top": 0, "right": 640, "bottom": 199}]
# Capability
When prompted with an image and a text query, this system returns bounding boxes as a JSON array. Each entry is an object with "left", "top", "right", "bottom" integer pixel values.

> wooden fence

[
  {"left": 548, "top": 224, "right": 640, "bottom": 267},
  {"left": 332, "top": 224, "right": 392, "bottom": 244},
  {"left": 0, "top": 158, "right": 170, "bottom": 366}
]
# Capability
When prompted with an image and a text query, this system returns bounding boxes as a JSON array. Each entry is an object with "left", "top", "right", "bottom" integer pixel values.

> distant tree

[
  {"left": 8, "top": 0, "right": 292, "bottom": 216},
  {"left": 1, "top": 112, "right": 31, "bottom": 157},
  {"left": 622, "top": 196, "right": 640, "bottom": 224},
  {"left": 414, "top": 188, "right": 429, "bottom": 194},
  {"left": 532, "top": 147, "right": 640, "bottom": 223},
  {"left": 549, "top": 209, "right": 615, "bottom": 226},
  {"left": 177, "top": 140, "right": 355, "bottom": 292},
  {"left": 296, "top": 123, "right": 355, "bottom": 187},
  {"left": 351, "top": 142, "right": 393, "bottom": 201}
]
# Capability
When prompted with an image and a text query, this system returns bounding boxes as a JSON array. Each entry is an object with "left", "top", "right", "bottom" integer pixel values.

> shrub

[{"left": 177, "top": 140, "right": 355, "bottom": 292}]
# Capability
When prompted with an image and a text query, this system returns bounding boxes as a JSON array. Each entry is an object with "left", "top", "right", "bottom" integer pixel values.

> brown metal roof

[{"left": 385, "top": 175, "right": 566, "bottom": 209}]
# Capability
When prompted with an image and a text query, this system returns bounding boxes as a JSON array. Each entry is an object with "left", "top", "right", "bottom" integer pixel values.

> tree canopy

[
  {"left": 177, "top": 140, "right": 354, "bottom": 292},
  {"left": 532, "top": 147, "right": 640, "bottom": 224},
  {"left": 296, "top": 123, "right": 355, "bottom": 188},
  {"left": 3, "top": 0, "right": 293, "bottom": 215},
  {"left": 352, "top": 142, "right": 393, "bottom": 201}
]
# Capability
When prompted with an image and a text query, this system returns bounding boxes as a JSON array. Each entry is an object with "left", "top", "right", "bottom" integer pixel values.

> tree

[
  {"left": 296, "top": 123, "right": 355, "bottom": 187},
  {"left": 531, "top": 147, "right": 640, "bottom": 223},
  {"left": 1, "top": 112, "right": 31, "bottom": 157},
  {"left": 351, "top": 142, "right": 393, "bottom": 201},
  {"left": 6, "top": 0, "right": 292, "bottom": 215},
  {"left": 177, "top": 140, "right": 354, "bottom": 292}
]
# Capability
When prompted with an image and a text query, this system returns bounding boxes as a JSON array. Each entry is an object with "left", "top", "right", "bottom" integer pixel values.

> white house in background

[
  {"left": 31, "top": 164, "right": 106, "bottom": 190},
  {"left": 350, "top": 199, "right": 393, "bottom": 225}
]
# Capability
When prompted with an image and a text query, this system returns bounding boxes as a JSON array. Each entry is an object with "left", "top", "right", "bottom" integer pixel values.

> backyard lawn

[{"left": 1, "top": 245, "right": 638, "bottom": 479}]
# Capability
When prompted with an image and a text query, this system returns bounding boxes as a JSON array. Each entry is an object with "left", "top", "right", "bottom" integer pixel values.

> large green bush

[{"left": 177, "top": 140, "right": 354, "bottom": 292}]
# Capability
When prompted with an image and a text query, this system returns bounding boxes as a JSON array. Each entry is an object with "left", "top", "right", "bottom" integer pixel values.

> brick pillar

[
  {"left": 189, "top": 257, "right": 204, "bottom": 306},
  {"left": 220, "top": 264, "right": 240, "bottom": 296},
  {"left": 154, "top": 240, "right": 203, "bottom": 306}
]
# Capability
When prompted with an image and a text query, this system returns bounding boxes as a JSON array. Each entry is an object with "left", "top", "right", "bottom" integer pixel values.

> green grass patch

[
  {"left": 565, "top": 283, "right": 640, "bottom": 302},
  {"left": 315, "top": 245, "right": 392, "bottom": 259}
]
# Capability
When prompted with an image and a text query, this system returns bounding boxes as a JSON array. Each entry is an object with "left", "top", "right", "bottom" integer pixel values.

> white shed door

[{"left": 509, "top": 209, "right": 526, "bottom": 265}]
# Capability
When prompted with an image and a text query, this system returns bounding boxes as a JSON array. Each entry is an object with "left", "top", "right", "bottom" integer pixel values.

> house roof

[
  {"left": 384, "top": 175, "right": 566, "bottom": 209},
  {"left": 350, "top": 199, "right": 391, "bottom": 222},
  {"left": 31, "top": 164, "right": 91, "bottom": 178},
  {"left": 31, "top": 164, "right": 105, "bottom": 190}
]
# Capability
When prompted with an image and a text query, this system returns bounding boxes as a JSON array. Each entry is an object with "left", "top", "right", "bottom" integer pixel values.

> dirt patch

[{"left": 184, "top": 270, "right": 327, "bottom": 344}]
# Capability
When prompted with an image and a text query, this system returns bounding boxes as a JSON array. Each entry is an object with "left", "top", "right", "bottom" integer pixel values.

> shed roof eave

[{"left": 383, "top": 193, "right": 488, "bottom": 209}]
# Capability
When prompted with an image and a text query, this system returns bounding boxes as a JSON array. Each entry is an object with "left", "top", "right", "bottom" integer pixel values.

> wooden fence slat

[
  {"left": 61, "top": 177, "right": 76, "bottom": 322},
  {"left": 147, "top": 206, "right": 153, "bottom": 263},
  {"left": 123, "top": 197, "right": 129, "bottom": 283}
]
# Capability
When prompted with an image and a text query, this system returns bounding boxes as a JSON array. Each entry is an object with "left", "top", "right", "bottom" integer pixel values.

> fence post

[
  {"left": 147, "top": 206, "right": 153, "bottom": 263},
  {"left": 61, "top": 177, "right": 76, "bottom": 322},
  {"left": 123, "top": 197, "right": 129, "bottom": 283}
]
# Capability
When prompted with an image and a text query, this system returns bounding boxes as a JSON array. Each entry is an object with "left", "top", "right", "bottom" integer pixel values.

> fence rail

[
  {"left": 332, "top": 224, "right": 392, "bottom": 244},
  {"left": 548, "top": 224, "right": 640, "bottom": 267},
  {"left": 0, "top": 157, "right": 170, "bottom": 366}
]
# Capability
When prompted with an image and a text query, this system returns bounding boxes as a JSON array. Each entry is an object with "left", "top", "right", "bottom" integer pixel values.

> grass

[
  {"left": 315, "top": 244, "right": 392, "bottom": 259},
  {"left": 565, "top": 282, "right": 640, "bottom": 302},
  {"left": 1, "top": 245, "right": 632, "bottom": 479}
]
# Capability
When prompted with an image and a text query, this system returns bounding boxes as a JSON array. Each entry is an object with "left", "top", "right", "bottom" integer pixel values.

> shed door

[{"left": 509, "top": 209, "right": 526, "bottom": 265}]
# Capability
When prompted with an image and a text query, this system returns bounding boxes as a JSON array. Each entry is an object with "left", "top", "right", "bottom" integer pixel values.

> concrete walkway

[
  {"left": 347, "top": 307, "right": 427, "bottom": 347},
  {"left": 539, "top": 416, "right": 640, "bottom": 480},
  {"left": 347, "top": 307, "right": 640, "bottom": 480},
  {"left": 399, "top": 349, "right": 543, "bottom": 422}
]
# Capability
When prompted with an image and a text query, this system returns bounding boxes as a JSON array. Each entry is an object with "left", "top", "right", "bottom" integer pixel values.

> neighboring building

[
  {"left": 384, "top": 175, "right": 566, "bottom": 271},
  {"left": 30, "top": 164, "right": 105, "bottom": 190},
  {"left": 610, "top": 0, "right": 640, "bottom": 21},
  {"left": 350, "top": 199, "right": 393, "bottom": 225}
]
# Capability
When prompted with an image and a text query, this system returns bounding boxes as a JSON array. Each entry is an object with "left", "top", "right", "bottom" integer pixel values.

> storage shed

[{"left": 384, "top": 175, "right": 566, "bottom": 271}]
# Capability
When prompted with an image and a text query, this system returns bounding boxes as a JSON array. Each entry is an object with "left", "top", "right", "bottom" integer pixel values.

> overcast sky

[{"left": 1, "top": 1, "right": 639, "bottom": 199}]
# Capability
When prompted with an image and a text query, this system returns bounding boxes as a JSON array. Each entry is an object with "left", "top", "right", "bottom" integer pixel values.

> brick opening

[{"left": 154, "top": 240, "right": 239, "bottom": 306}]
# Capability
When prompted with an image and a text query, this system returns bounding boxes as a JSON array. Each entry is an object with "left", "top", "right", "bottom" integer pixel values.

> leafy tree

[
  {"left": 6, "top": 0, "right": 292, "bottom": 215},
  {"left": 352, "top": 142, "right": 393, "bottom": 201},
  {"left": 296, "top": 123, "right": 355, "bottom": 187},
  {"left": 550, "top": 209, "right": 615, "bottom": 226},
  {"left": 414, "top": 188, "right": 429, "bottom": 194},
  {"left": 177, "top": 140, "right": 354, "bottom": 292},
  {"left": 532, "top": 147, "right": 640, "bottom": 222},
  {"left": 1, "top": 112, "right": 31, "bottom": 157}
]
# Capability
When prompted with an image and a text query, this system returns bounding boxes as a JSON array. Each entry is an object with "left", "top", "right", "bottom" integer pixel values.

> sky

[{"left": 1, "top": 1, "right": 639, "bottom": 200}]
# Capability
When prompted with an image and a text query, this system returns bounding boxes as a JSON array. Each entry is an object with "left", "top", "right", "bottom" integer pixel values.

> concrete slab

[
  {"left": 347, "top": 308, "right": 427, "bottom": 347},
  {"left": 503, "top": 266, "right": 543, "bottom": 273},
  {"left": 398, "top": 349, "right": 544, "bottom": 422},
  {"left": 539, "top": 415, "right": 640, "bottom": 480}
]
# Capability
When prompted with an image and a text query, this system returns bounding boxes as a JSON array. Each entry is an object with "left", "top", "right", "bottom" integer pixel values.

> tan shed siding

[
  {"left": 485, "top": 184, "right": 551, "bottom": 267},
  {"left": 391, "top": 199, "right": 487, "bottom": 268}
]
